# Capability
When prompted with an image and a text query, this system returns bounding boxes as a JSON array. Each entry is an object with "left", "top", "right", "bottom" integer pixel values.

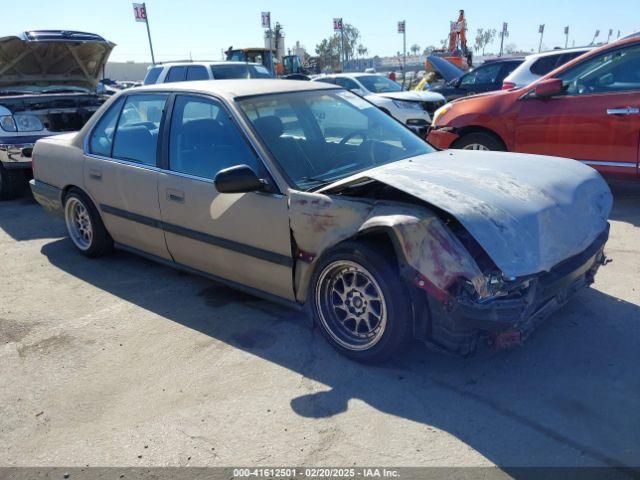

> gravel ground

[{"left": 0, "top": 183, "right": 638, "bottom": 469}]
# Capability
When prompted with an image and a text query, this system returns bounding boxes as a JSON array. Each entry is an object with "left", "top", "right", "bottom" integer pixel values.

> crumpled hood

[
  {"left": 0, "top": 32, "right": 114, "bottom": 90},
  {"left": 373, "top": 90, "right": 445, "bottom": 102},
  {"left": 322, "top": 150, "right": 612, "bottom": 278}
]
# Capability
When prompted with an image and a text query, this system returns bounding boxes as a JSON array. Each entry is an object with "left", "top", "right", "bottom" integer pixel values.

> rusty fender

[{"left": 288, "top": 191, "right": 488, "bottom": 303}]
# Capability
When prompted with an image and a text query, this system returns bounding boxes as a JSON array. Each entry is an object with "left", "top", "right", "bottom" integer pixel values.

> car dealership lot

[{"left": 1, "top": 184, "right": 639, "bottom": 468}]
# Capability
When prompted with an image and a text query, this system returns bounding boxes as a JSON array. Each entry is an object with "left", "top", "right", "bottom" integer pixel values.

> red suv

[{"left": 428, "top": 36, "right": 640, "bottom": 179}]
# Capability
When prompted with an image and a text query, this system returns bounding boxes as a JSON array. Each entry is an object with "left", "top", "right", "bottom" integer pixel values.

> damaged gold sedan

[{"left": 30, "top": 80, "right": 612, "bottom": 362}]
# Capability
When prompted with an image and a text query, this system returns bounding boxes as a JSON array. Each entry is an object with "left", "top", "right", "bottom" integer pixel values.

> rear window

[
  {"left": 530, "top": 55, "right": 561, "bottom": 76},
  {"left": 211, "top": 64, "right": 251, "bottom": 79},
  {"left": 210, "top": 64, "right": 273, "bottom": 79},
  {"left": 143, "top": 66, "right": 163, "bottom": 85}
]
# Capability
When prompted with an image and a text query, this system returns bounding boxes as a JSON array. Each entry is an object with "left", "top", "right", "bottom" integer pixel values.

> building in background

[{"left": 104, "top": 61, "right": 151, "bottom": 81}]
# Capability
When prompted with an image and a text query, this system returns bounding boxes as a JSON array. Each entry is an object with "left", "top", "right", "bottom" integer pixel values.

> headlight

[
  {"left": 392, "top": 99, "right": 423, "bottom": 110},
  {"left": 0, "top": 116, "right": 17, "bottom": 132},
  {"left": 431, "top": 103, "right": 452, "bottom": 126},
  {"left": 13, "top": 114, "right": 44, "bottom": 132}
]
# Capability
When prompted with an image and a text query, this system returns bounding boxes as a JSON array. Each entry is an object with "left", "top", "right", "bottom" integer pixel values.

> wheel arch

[
  {"left": 302, "top": 225, "right": 430, "bottom": 340},
  {"left": 453, "top": 125, "right": 508, "bottom": 150}
]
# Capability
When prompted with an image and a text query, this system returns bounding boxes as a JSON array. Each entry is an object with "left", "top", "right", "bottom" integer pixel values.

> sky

[{"left": 10, "top": 0, "right": 640, "bottom": 63}]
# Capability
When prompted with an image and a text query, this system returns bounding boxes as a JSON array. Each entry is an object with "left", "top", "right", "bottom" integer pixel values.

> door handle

[
  {"left": 606, "top": 107, "right": 640, "bottom": 115},
  {"left": 88, "top": 170, "right": 102, "bottom": 181},
  {"left": 166, "top": 189, "right": 185, "bottom": 203}
]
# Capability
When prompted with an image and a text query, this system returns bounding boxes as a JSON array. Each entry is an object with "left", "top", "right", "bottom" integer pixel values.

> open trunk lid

[{"left": 0, "top": 30, "right": 115, "bottom": 91}]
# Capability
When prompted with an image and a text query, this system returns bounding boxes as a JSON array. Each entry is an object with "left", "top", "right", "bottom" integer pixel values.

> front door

[
  {"left": 514, "top": 43, "right": 640, "bottom": 177},
  {"left": 157, "top": 94, "right": 294, "bottom": 300},
  {"left": 84, "top": 93, "right": 171, "bottom": 259}
]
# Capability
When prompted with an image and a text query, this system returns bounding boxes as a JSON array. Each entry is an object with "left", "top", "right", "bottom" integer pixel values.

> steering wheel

[{"left": 339, "top": 130, "right": 368, "bottom": 146}]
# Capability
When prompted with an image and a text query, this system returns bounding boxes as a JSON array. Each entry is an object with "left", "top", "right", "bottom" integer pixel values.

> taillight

[{"left": 502, "top": 81, "right": 516, "bottom": 90}]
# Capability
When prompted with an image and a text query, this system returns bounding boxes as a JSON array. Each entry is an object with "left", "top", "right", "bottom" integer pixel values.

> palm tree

[
  {"left": 410, "top": 44, "right": 420, "bottom": 56},
  {"left": 357, "top": 44, "right": 368, "bottom": 58}
]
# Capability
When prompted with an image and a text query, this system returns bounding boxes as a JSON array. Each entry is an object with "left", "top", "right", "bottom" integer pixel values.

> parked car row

[
  {"left": 428, "top": 36, "right": 640, "bottom": 180},
  {"left": 28, "top": 79, "right": 612, "bottom": 362}
]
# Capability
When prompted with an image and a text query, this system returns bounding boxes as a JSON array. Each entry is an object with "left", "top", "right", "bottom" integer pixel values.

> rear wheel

[
  {"left": 310, "top": 241, "right": 413, "bottom": 363},
  {"left": 0, "top": 164, "right": 26, "bottom": 200},
  {"left": 64, "top": 190, "right": 113, "bottom": 257},
  {"left": 452, "top": 132, "right": 505, "bottom": 151}
]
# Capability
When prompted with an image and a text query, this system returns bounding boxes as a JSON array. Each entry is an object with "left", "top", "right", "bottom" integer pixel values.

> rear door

[
  {"left": 84, "top": 93, "right": 170, "bottom": 258},
  {"left": 157, "top": 94, "right": 294, "bottom": 300},
  {"left": 514, "top": 43, "right": 640, "bottom": 177}
]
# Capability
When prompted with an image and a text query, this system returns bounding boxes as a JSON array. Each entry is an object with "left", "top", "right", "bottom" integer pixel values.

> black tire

[
  {"left": 452, "top": 132, "right": 505, "bottom": 151},
  {"left": 0, "top": 163, "right": 26, "bottom": 200},
  {"left": 63, "top": 189, "right": 113, "bottom": 258},
  {"left": 309, "top": 241, "right": 413, "bottom": 363}
]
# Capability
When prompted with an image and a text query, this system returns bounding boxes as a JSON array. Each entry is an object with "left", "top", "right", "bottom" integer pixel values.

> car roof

[
  {"left": 524, "top": 46, "right": 593, "bottom": 60},
  {"left": 132, "top": 79, "right": 339, "bottom": 99},
  {"left": 155, "top": 61, "right": 263, "bottom": 68}
]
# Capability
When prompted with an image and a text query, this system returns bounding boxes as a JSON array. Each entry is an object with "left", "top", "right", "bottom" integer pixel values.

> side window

[
  {"left": 143, "top": 66, "right": 163, "bottom": 85},
  {"left": 559, "top": 45, "right": 640, "bottom": 95},
  {"left": 499, "top": 61, "right": 521, "bottom": 80},
  {"left": 461, "top": 63, "right": 502, "bottom": 85},
  {"left": 165, "top": 66, "right": 187, "bottom": 83},
  {"left": 89, "top": 97, "right": 124, "bottom": 156},
  {"left": 186, "top": 66, "right": 209, "bottom": 81},
  {"left": 169, "top": 95, "right": 260, "bottom": 179},
  {"left": 530, "top": 55, "right": 560, "bottom": 76},
  {"left": 334, "top": 77, "right": 359, "bottom": 91},
  {"left": 112, "top": 94, "right": 167, "bottom": 166}
]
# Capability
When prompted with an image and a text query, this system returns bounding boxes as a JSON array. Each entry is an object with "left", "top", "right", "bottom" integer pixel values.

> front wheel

[
  {"left": 64, "top": 190, "right": 113, "bottom": 257},
  {"left": 310, "top": 241, "right": 413, "bottom": 363},
  {"left": 452, "top": 132, "right": 505, "bottom": 151}
]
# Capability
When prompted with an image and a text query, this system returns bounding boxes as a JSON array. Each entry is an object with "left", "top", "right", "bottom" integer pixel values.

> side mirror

[
  {"left": 534, "top": 78, "right": 563, "bottom": 97},
  {"left": 214, "top": 165, "right": 265, "bottom": 194}
]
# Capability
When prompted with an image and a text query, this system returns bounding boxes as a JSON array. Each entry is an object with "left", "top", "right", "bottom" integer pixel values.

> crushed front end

[{"left": 424, "top": 225, "right": 610, "bottom": 356}]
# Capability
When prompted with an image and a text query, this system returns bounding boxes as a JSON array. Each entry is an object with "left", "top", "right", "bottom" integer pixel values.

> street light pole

[
  {"left": 538, "top": 24, "right": 545, "bottom": 53},
  {"left": 403, "top": 20, "right": 406, "bottom": 70},
  {"left": 142, "top": 2, "right": 156, "bottom": 64}
]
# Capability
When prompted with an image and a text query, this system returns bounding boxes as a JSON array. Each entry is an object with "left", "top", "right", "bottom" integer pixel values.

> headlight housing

[
  {"left": 13, "top": 114, "right": 44, "bottom": 132},
  {"left": 431, "top": 103, "right": 452, "bottom": 126},
  {"left": 0, "top": 116, "right": 17, "bottom": 132},
  {"left": 392, "top": 99, "right": 423, "bottom": 110}
]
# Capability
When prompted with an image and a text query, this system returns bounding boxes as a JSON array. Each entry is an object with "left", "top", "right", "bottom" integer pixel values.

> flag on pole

[
  {"left": 595, "top": 29, "right": 600, "bottom": 37},
  {"left": 132, "top": 3, "right": 147, "bottom": 22},
  {"left": 261, "top": 12, "right": 270, "bottom": 29},
  {"left": 539, "top": 24, "right": 545, "bottom": 34},
  {"left": 397, "top": 20, "right": 406, "bottom": 34},
  {"left": 333, "top": 18, "right": 343, "bottom": 32},
  {"left": 503, "top": 22, "right": 509, "bottom": 33},
  {"left": 564, "top": 26, "right": 569, "bottom": 35}
]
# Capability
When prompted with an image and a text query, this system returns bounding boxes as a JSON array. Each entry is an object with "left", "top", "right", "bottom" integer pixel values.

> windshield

[
  {"left": 357, "top": 75, "right": 403, "bottom": 93},
  {"left": 239, "top": 90, "right": 433, "bottom": 190},
  {"left": 211, "top": 64, "right": 274, "bottom": 79}
]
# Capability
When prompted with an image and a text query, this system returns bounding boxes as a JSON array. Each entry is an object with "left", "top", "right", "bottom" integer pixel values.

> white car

[
  {"left": 143, "top": 61, "right": 273, "bottom": 85},
  {"left": 312, "top": 73, "right": 446, "bottom": 135},
  {"left": 502, "top": 47, "right": 593, "bottom": 89}
]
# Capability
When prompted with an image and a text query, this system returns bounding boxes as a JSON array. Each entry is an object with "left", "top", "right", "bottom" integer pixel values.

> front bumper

[
  {"left": 426, "top": 127, "right": 460, "bottom": 149},
  {"left": 30, "top": 179, "right": 63, "bottom": 214},
  {"left": 429, "top": 226, "right": 610, "bottom": 354},
  {"left": 0, "top": 143, "right": 34, "bottom": 169}
]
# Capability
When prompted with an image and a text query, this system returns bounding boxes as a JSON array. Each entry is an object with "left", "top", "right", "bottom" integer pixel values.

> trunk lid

[
  {"left": 0, "top": 31, "right": 115, "bottom": 91},
  {"left": 321, "top": 150, "right": 612, "bottom": 278}
]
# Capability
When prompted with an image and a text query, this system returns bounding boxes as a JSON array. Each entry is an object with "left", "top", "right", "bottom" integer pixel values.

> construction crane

[{"left": 430, "top": 9, "right": 473, "bottom": 70}]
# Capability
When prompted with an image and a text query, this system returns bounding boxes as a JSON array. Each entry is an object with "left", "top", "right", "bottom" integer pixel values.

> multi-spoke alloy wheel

[
  {"left": 65, "top": 196, "right": 94, "bottom": 251},
  {"left": 462, "top": 143, "right": 490, "bottom": 151},
  {"left": 316, "top": 260, "right": 388, "bottom": 351}
]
